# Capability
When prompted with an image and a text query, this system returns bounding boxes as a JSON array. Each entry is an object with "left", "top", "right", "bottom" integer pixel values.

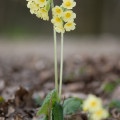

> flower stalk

[
  {"left": 53, "top": 28, "right": 58, "bottom": 97},
  {"left": 59, "top": 33, "right": 64, "bottom": 101},
  {"left": 26, "top": 0, "right": 76, "bottom": 102},
  {"left": 51, "top": 0, "right": 58, "bottom": 99}
]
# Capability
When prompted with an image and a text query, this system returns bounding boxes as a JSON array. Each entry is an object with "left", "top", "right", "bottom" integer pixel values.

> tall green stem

[
  {"left": 51, "top": 0, "right": 58, "bottom": 96},
  {"left": 54, "top": 28, "right": 58, "bottom": 94},
  {"left": 59, "top": 33, "right": 64, "bottom": 101}
]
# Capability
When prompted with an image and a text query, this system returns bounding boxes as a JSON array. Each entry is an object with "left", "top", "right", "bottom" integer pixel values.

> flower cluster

[
  {"left": 51, "top": 0, "right": 76, "bottom": 33},
  {"left": 83, "top": 95, "right": 109, "bottom": 120},
  {"left": 26, "top": 0, "right": 49, "bottom": 21},
  {"left": 26, "top": 0, "right": 76, "bottom": 33}
]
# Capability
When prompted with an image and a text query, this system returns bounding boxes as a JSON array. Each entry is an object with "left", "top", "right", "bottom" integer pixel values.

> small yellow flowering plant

[
  {"left": 26, "top": 0, "right": 76, "bottom": 98},
  {"left": 26, "top": 0, "right": 76, "bottom": 119},
  {"left": 27, "top": 0, "right": 76, "bottom": 32},
  {"left": 26, "top": 1, "right": 109, "bottom": 120},
  {"left": 83, "top": 95, "right": 109, "bottom": 120}
]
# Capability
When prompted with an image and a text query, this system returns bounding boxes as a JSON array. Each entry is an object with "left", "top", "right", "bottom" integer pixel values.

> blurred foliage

[
  {"left": 0, "top": 96, "right": 4, "bottom": 103},
  {"left": 108, "top": 100, "right": 120, "bottom": 111},
  {"left": 79, "top": 66, "right": 86, "bottom": 75},
  {"left": 63, "top": 97, "right": 83, "bottom": 115},
  {"left": 34, "top": 96, "right": 43, "bottom": 106},
  {"left": 104, "top": 79, "right": 120, "bottom": 93},
  {"left": 104, "top": 83, "right": 117, "bottom": 93}
]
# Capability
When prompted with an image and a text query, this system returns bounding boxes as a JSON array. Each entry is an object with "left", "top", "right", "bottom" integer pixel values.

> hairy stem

[
  {"left": 59, "top": 33, "right": 64, "bottom": 101},
  {"left": 54, "top": 28, "right": 58, "bottom": 94},
  {"left": 51, "top": 0, "right": 58, "bottom": 97}
]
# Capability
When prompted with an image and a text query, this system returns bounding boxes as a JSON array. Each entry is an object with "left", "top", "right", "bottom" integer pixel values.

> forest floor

[{"left": 0, "top": 36, "right": 120, "bottom": 120}]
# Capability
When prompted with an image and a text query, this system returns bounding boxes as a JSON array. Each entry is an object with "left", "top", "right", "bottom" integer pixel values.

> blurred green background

[{"left": 0, "top": 0, "right": 120, "bottom": 37}]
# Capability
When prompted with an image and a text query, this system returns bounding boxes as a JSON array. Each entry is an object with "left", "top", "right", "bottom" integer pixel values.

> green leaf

[
  {"left": 37, "top": 89, "right": 57, "bottom": 116},
  {"left": 108, "top": 100, "right": 120, "bottom": 110},
  {"left": 52, "top": 102, "right": 63, "bottom": 120},
  {"left": 104, "top": 78, "right": 120, "bottom": 93},
  {"left": 63, "top": 98, "right": 82, "bottom": 115},
  {"left": 104, "top": 83, "right": 116, "bottom": 93}
]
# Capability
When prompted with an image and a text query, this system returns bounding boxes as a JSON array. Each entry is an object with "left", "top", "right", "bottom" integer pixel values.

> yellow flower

[
  {"left": 27, "top": 1, "right": 40, "bottom": 14},
  {"left": 91, "top": 108, "right": 109, "bottom": 120},
  {"left": 51, "top": 17, "right": 63, "bottom": 27},
  {"left": 35, "top": 0, "right": 46, "bottom": 7},
  {"left": 62, "top": 0, "right": 76, "bottom": 9},
  {"left": 83, "top": 95, "right": 102, "bottom": 112},
  {"left": 36, "top": 8, "right": 49, "bottom": 21},
  {"left": 52, "top": 6, "right": 63, "bottom": 17},
  {"left": 64, "top": 22, "right": 76, "bottom": 31},
  {"left": 63, "top": 10, "right": 76, "bottom": 22},
  {"left": 55, "top": 26, "right": 65, "bottom": 33}
]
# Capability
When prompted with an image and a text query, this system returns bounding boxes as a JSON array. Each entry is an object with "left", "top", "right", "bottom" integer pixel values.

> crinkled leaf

[
  {"left": 63, "top": 98, "right": 82, "bottom": 115},
  {"left": 37, "top": 89, "right": 57, "bottom": 116},
  {"left": 52, "top": 102, "right": 63, "bottom": 120}
]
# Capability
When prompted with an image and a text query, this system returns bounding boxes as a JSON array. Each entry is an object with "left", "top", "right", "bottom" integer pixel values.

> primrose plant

[
  {"left": 26, "top": 0, "right": 76, "bottom": 117},
  {"left": 26, "top": 0, "right": 109, "bottom": 120},
  {"left": 83, "top": 95, "right": 109, "bottom": 120},
  {"left": 26, "top": 0, "right": 76, "bottom": 99}
]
